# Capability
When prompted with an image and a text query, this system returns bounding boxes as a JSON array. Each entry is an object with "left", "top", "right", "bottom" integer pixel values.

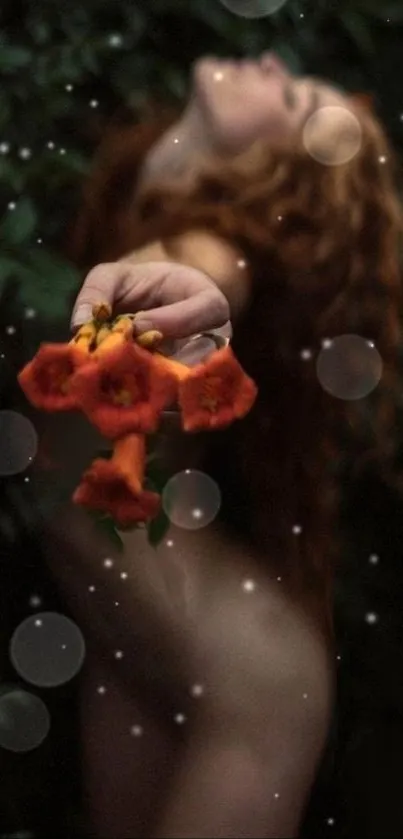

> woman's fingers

[{"left": 70, "top": 260, "right": 230, "bottom": 339}]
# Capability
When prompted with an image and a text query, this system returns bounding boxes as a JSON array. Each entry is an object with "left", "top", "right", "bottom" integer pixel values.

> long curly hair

[{"left": 68, "top": 98, "right": 403, "bottom": 641}]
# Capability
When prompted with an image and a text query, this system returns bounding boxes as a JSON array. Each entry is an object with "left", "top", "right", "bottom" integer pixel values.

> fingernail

[
  {"left": 71, "top": 304, "right": 93, "bottom": 330},
  {"left": 133, "top": 317, "right": 155, "bottom": 334}
]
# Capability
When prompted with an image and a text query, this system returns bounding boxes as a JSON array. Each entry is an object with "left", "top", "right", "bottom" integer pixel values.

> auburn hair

[{"left": 68, "top": 100, "right": 403, "bottom": 641}]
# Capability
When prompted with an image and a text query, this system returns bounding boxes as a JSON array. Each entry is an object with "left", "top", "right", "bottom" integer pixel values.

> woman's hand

[{"left": 70, "top": 260, "right": 231, "bottom": 340}]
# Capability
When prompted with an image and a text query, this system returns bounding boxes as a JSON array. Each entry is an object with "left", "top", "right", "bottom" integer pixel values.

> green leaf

[
  {"left": 0, "top": 198, "right": 37, "bottom": 244},
  {"left": 0, "top": 47, "right": 33, "bottom": 72},
  {"left": 13, "top": 249, "right": 80, "bottom": 320},
  {"left": 145, "top": 462, "right": 169, "bottom": 493},
  {"left": 349, "top": 0, "right": 403, "bottom": 21},
  {"left": 341, "top": 10, "right": 375, "bottom": 55},
  {"left": 146, "top": 509, "right": 170, "bottom": 547},
  {"left": 96, "top": 516, "right": 124, "bottom": 551},
  {"left": 26, "top": 249, "right": 80, "bottom": 289},
  {"left": 0, "top": 158, "right": 25, "bottom": 190},
  {"left": 0, "top": 256, "right": 35, "bottom": 296}
]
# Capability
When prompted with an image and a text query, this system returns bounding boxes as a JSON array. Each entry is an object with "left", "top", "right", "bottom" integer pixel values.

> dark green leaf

[
  {"left": 96, "top": 517, "right": 124, "bottom": 551},
  {"left": 146, "top": 509, "right": 170, "bottom": 547},
  {"left": 341, "top": 10, "right": 375, "bottom": 55},
  {"left": 0, "top": 198, "right": 37, "bottom": 244},
  {"left": 0, "top": 159, "right": 25, "bottom": 191},
  {"left": 0, "top": 47, "right": 33, "bottom": 72},
  {"left": 0, "top": 256, "right": 35, "bottom": 296}
]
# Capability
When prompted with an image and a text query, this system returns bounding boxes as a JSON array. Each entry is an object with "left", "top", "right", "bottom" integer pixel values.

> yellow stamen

[
  {"left": 96, "top": 325, "right": 112, "bottom": 347},
  {"left": 111, "top": 388, "right": 133, "bottom": 407},
  {"left": 136, "top": 330, "right": 164, "bottom": 350},
  {"left": 69, "top": 322, "right": 98, "bottom": 351}
]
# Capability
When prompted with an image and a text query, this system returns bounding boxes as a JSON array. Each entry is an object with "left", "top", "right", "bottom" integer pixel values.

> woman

[{"left": 45, "top": 53, "right": 403, "bottom": 837}]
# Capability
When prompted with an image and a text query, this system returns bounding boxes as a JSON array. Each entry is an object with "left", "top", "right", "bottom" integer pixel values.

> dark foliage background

[{"left": 1, "top": 0, "right": 403, "bottom": 836}]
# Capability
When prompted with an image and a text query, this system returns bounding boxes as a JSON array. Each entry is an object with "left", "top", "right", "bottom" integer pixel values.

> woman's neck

[{"left": 139, "top": 100, "right": 217, "bottom": 190}]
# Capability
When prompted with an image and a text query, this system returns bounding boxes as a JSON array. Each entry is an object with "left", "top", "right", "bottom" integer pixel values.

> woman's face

[{"left": 191, "top": 53, "right": 351, "bottom": 153}]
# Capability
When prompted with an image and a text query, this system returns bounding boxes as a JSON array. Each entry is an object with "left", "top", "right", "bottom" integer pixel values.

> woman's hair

[{"left": 68, "top": 99, "right": 403, "bottom": 639}]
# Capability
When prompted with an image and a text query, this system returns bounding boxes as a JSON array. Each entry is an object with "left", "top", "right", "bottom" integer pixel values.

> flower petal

[
  {"left": 178, "top": 346, "right": 258, "bottom": 431},
  {"left": 73, "top": 456, "right": 160, "bottom": 527},
  {"left": 18, "top": 343, "right": 90, "bottom": 411},
  {"left": 70, "top": 341, "right": 178, "bottom": 438}
]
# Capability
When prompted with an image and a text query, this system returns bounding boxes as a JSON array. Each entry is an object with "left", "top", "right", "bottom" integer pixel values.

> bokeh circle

[
  {"left": 219, "top": 0, "right": 288, "bottom": 19},
  {"left": 316, "top": 334, "right": 383, "bottom": 400},
  {"left": 10, "top": 612, "right": 86, "bottom": 687},
  {"left": 0, "top": 410, "right": 38, "bottom": 475},
  {"left": 303, "top": 106, "right": 362, "bottom": 166},
  {"left": 162, "top": 469, "right": 221, "bottom": 530},
  {"left": 0, "top": 688, "right": 50, "bottom": 752}
]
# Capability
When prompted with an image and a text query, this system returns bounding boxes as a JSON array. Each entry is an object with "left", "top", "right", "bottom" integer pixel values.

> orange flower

[
  {"left": 72, "top": 434, "right": 160, "bottom": 527},
  {"left": 18, "top": 342, "right": 90, "bottom": 412},
  {"left": 177, "top": 346, "right": 258, "bottom": 432},
  {"left": 70, "top": 339, "right": 178, "bottom": 438}
]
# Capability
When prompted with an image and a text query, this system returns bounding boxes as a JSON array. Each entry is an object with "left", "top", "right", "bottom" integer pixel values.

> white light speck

[
  {"left": 114, "top": 650, "right": 124, "bottom": 659},
  {"left": 277, "top": 576, "right": 282, "bottom": 582},
  {"left": 97, "top": 685, "right": 106, "bottom": 695},
  {"left": 237, "top": 259, "right": 247, "bottom": 269},
  {"left": 379, "top": 155, "right": 387, "bottom": 164},
  {"left": 29, "top": 595, "right": 42, "bottom": 608},
  {"left": 103, "top": 557, "right": 114, "bottom": 568},
  {"left": 65, "top": 84, "right": 73, "bottom": 92},
  {"left": 115, "top": 601, "right": 119, "bottom": 606},
  {"left": 6, "top": 325, "right": 16, "bottom": 335},
  {"left": 166, "top": 539, "right": 174, "bottom": 547},
  {"left": 369, "top": 554, "right": 379, "bottom": 565},
  {"left": 292, "top": 524, "right": 302, "bottom": 535},
  {"left": 366, "top": 612, "right": 378, "bottom": 624},
  {"left": 0, "top": 142, "right": 10, "bottom": 154},
  {"left": 327, "top": 817, "right": 335, "bottom": 826},
  {"left": 130, "top": 725, "right": 143, "bottom": 737},
  {"left": 8, "top": 202, "right": 16, "bottom": 210},
  {"left": 192, "top": 508, "right": 204, "bottom": 520},
  {"left": 24, "top": 477, "right": 30, "bottom": 483},
  {"left": 120, "top": 571, "right": 128, "bottom": 579},
  {"left": 277, "top": 215, "right": 283, "bottom": 221},
  {"left": 90, "top": 99, "right": 99, "bottom": 108},
  {"left": 24, "top": 307, "right": 36, "bottom": 319},
  {"left": 274, "top": 792, "right": 280, "bottom": 799},
  {"left": 88, "top": 585, "right": 95, "bottom": 592},
  {"left": 47, "top": 141, "right": 55, "bottom": 149},
  {"left": 190, "top": 683, "right": 204, "bottom": 697},
  {"left": 213, "top": 71, "right": 224, "bottom": 82},
  {"left": 175, "top": 713, "right": 186, "bottom": 725},
  {"left": 109, "top": 33, "right": 123, "bottom": 48},
  {"left": 300, "top": 348, "right": 313, "bottom": 360},
  {"left": 303, "top": 693, "right": 308, "bottom": 700},
  {"left": 242, "top": 579, "right": 256, "bottom": 592},
  {"left": 34, "top": 619, "right": 43, "bottom": 627},
  {"left": 19, "top": 147, "right": 32, "bottom": 160},
  {"left": 322, "top": 338, "right": 333, "bottom": 349}
]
